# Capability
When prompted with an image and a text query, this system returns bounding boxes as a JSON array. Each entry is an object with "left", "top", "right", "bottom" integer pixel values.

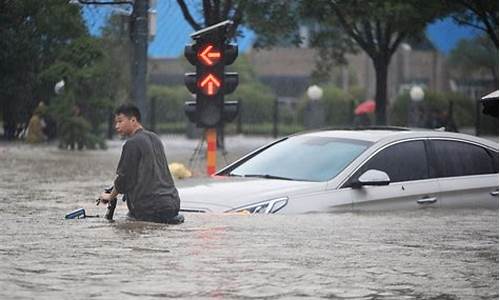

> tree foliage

[
  {"left": 448, "top": 34, "right": 499, "bottom": 83},
  {"left": 149, "top": 85, "right": 190, "bottom": 124},
  {"left": 0, "top": 1, "right": 132, "bottom": 147},
  {"left": 302, "top": 0, "right": 447, "bottom": 125},
  {"left": 176, "top": 0, "right": 299, "bottom": 46},
  {"left": 445, "top": 0, "right": 499, "bottom": 49},
  {"left": 0, "top": 0, "right": 87, "bottom": 139},
  {"left": 390, "top": 91, "right": 476, "bottom": 129},
  {"left": 41, "top": 36, "right": 111, "bottom": 149},
  {"left": 100, "top": 14, "right": 132, "bottom": 102}
]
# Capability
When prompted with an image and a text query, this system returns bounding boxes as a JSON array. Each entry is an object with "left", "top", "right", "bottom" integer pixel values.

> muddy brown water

[{"left": 0, "top": 139, "right": 497, "bottom": 299}]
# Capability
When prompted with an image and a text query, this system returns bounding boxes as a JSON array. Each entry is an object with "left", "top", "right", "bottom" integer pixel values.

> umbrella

[{"left": 355, "top": 100, "right": 376, "bottom": 115}]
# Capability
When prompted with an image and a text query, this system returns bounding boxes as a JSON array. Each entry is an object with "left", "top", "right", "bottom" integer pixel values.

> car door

[
  {"left": 341, "top": 139, "right": 441, "bottom": 210},
  {"left": 427, "top": 139, "right": 499, "bottom": 209}
]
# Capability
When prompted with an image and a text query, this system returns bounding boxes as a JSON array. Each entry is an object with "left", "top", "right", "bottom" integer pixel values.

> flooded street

[{"left": 0, "top": 137, "right": 498, "bottom": 299}]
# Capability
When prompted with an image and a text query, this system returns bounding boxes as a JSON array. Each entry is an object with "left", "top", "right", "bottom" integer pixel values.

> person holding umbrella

[{"left": 353, "top": 99, "right": 375, "bottom": 127}]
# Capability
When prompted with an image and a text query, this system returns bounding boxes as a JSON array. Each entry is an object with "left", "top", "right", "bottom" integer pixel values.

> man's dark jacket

[{"left": 114, "top": 129, "right": 180, "bottom": 221}]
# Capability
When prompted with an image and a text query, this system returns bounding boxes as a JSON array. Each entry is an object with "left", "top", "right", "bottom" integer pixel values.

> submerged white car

[{"left": 179, "top": 128, "right": 499, "bottom": 214}]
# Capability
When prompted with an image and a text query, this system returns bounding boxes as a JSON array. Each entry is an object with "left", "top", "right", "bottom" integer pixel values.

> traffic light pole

[
  {"left": 131, "top": 0, "right": 149, "bottom": 124},
  {"left": 183, "top": 20, "right": 239, "bottom": 176},
  {"left": 206, "top": 128, "right": 217, "bottom": 175}
]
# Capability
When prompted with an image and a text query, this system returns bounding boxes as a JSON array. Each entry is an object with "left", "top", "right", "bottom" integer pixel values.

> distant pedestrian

[
  {"left": 354, "top": 113, "right": 371, "bottom": 127},
  {"left": 26, "top": 103, "right": 47, "bottom": 144},
  {"left": 98, "top": 104, "right": 183, "bottom": 223}
]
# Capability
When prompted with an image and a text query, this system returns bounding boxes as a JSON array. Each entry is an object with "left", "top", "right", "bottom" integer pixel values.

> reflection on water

[{"left": 0, "top": 143, "right": 498, "bottom": 299}]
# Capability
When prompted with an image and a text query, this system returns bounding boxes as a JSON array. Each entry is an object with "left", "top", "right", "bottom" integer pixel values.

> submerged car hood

[{"left": 177, "top": 176, "right": 323, "bottom": 213}]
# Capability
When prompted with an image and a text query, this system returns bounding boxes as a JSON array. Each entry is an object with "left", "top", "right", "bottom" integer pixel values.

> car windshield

[{"left": 229, "top": 136, "right": 371, "bottom": 182}]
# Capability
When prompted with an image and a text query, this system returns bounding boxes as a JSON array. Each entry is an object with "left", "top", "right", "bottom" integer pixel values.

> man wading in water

[{"left": 98, "top": 104, "right": 183, "bottom": 224}]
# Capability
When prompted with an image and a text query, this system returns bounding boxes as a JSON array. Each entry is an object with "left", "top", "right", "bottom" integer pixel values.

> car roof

[{"left": 295, "top": 127, "right": 499, "bottom": 150}]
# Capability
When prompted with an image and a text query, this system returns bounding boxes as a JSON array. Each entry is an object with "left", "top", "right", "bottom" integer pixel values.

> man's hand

[
  {"left": 97, "top": 186, "right": 119, "bottom": 205},
  {"left": 99, "top": 192, "right": 113, "bottom": 204}
]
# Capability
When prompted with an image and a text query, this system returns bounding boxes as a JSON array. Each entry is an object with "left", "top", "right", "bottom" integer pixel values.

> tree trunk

[
  {"left": 373, "top": 57, "right": 389, "bottom": 125},
  {"left": 490, "top": 66, "right": 499, "bottom": 87},
  {"left": 2, "top": 101, "right": 16, "bottom": 140}
]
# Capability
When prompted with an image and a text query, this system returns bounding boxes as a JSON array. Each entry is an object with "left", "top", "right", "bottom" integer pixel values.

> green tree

[
  {"left": 297, "top": 85, "right": 365, "bottom": 126},
  {"left": 98, "top": 13, "right": 134, "bottom": 137},
  {"left": 176, "top": 0, "right": 299, "bottom": 45},
  {"left": 445, "top": 0, "right": 498, "bottom": 49},
  {"left": 390, "top": 91, "right": 475, "bottom": 129},
  {"left": 148, "top": 85, "right": 190, "bottom": 124},
  {"left": 308, "top": 0, "right": 447, "bottom": 125},
  {"left": 233, "top": 82, "right": 276, "bottom": 124},
  {"left": 100, "top": 13, "right": 132, "bottom": 101},
  {"left": 0, "top": 0, "right": 87, "bottom": 139},
  {"left": 40, "top": 36, "right": 111, "bottom": 149},
  {"left": 449, "top": 35, "right": 499, "bottom": 83}
]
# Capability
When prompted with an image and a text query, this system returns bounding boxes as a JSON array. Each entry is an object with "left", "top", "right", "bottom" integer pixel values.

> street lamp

[
  {"left": 410, "top": 85, "right": 424, "bottom": 102},
  {"left": 305, "top": 85, "right": 325, "bottom": 129},
  {"left": 54, "top": 80, "right": 65, "bottom": 95},
  {"left": 307, "top": 85, "right": 324, "bottom": 102},
  {"left": 409, "top": 85, "right": 424, "bottom": 127}
]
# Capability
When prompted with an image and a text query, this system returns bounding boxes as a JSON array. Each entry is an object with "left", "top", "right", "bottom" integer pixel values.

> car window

[
  {"left": 349, "top": 140, "right": 429, "bottom": 184},
  {"left": 228, "top": 136, "right": 371, "bottom": 182},
  {"left": 429, "top": 140, "right": 497, "bottom": 177}
]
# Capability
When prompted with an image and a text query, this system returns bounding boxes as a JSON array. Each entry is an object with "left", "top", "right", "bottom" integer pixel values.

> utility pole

[
  {"left": 72, "top": 0, "right": 150, "bottom": 123},
  {"left": 130, "top": 0, "right": 149, "bottom": 124}
]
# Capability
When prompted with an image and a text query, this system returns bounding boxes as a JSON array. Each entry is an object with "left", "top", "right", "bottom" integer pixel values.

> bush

[
  {"left": 148, "top": 80, "right": 277, "bottom": 134},
  {"left": 297, "top": 85, "right": 365, "bottom": 127},
  {"left": 389, "top": 91, "right": 475, "bottom": 128},
  {"left": 225, "top": 122, "right": 304, "bottom": 136},
  {"left": 149, "top": 85, "right": 191, "bottom": 123},
  {"left": 233, "top": 82, "right": 276, "bottom": 124},
  {"left": 47, "top": 88, "right": 107, "bottom": 150},
  {"left": 155, "top": 122, "right": 187, "bottom": 134}
]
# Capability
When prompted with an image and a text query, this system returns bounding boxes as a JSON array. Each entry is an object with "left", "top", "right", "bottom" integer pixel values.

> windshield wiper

[
  {"left": 243, "top": 174, "right": 297, "bottom": 181},
  {"left": 226, "top": 173, "right": 243, "bottom": 177}
]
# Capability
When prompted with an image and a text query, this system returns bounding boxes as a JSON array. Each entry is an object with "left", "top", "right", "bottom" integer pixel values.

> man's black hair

[{"left": 115, "top": 103, "right": 141, "bottom": 122}]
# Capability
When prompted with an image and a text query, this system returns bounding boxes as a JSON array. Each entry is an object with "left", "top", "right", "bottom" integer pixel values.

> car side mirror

[{"left": 352, "top": 169, "right": 391, "bottom": 188}]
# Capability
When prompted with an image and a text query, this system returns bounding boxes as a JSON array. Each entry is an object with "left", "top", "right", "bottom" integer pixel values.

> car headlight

[{"left": 228, "top": 197, "right": 288, "bottom": 214}]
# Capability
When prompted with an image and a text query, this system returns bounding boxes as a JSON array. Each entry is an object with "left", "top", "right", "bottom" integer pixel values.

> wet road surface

[{"left": 0, "top": 137, "right": 497, "bottom": 299}]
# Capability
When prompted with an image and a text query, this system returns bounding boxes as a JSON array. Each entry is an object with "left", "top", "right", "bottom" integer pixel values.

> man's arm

[
  {"left": 98, "top": 140, "right": 139, "bottom": 203},
  {"left": 114, "top": 140, "right": 140, "bottom": 194}
]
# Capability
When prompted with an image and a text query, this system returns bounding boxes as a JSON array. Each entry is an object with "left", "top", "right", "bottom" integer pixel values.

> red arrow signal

[
  {"left": 197, "top": 44, "right": 221, "bottom": 66},
  {"left": 198, "top": 73, "right": 221, "bottom": 96}
]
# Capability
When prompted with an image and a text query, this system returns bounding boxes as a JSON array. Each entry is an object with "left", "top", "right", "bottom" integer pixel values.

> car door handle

[
  {"left": 417, "top": 197, "right": 437, "bottom": 204},
  {"left": 491, "top": 189, "right": 499, "bottom": 197}
]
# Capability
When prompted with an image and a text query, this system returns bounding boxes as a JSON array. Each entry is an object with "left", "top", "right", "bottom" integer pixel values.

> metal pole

[
  {"left": 273, "top": 98, "right": 278, "bottom": 138},
  {"left": 131, "top": 0, "right": 148, "bottom": 124},
  {"left": 206, "top": 128, "right": 217, "bottom": 175},
  {"left": 475, "top": 99, "right": 481, "bottom": 136}
]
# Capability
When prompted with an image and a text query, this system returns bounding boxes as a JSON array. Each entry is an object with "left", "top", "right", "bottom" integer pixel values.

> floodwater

[{"left": 0, "top": 138, "right": 498, "bottom": 299}]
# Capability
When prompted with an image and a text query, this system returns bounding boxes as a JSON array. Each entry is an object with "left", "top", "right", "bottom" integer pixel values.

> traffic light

[{"left": 184, "top": 20, "right": 239, "bottom": 128}]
